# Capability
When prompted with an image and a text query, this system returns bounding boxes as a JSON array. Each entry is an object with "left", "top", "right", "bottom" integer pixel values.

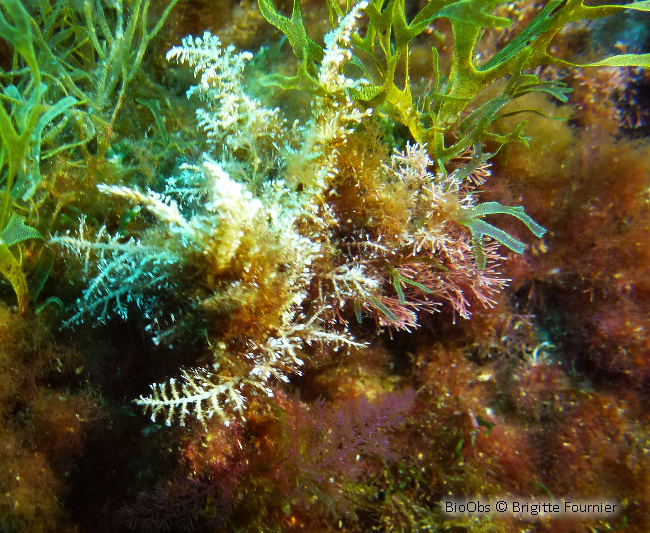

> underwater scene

[{"left": 1, "top": 0, "right": 650, "bottom": 531}]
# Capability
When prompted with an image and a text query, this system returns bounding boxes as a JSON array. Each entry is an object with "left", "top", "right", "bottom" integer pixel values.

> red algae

[{"left": 0, "top": 1, "right": 649, "bottom": 532}]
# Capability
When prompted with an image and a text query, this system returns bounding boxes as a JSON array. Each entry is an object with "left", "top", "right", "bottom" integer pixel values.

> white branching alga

[
  {"left": 319, "top": 1, "right": 369, "bottom": 93},
  {"left": 51, "top": 217, "right": 180, "bottom": 329},
  {"left": 167, "top": 31, "right": 286, "bottom": 173},
  {"left": 52, "top": 3, "right": 512, "bottom": 426}
]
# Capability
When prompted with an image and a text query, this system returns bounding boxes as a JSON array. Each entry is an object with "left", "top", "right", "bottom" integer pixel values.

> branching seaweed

[{"left": 259, "top": 0, "right": 650, "bottom": 168}]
